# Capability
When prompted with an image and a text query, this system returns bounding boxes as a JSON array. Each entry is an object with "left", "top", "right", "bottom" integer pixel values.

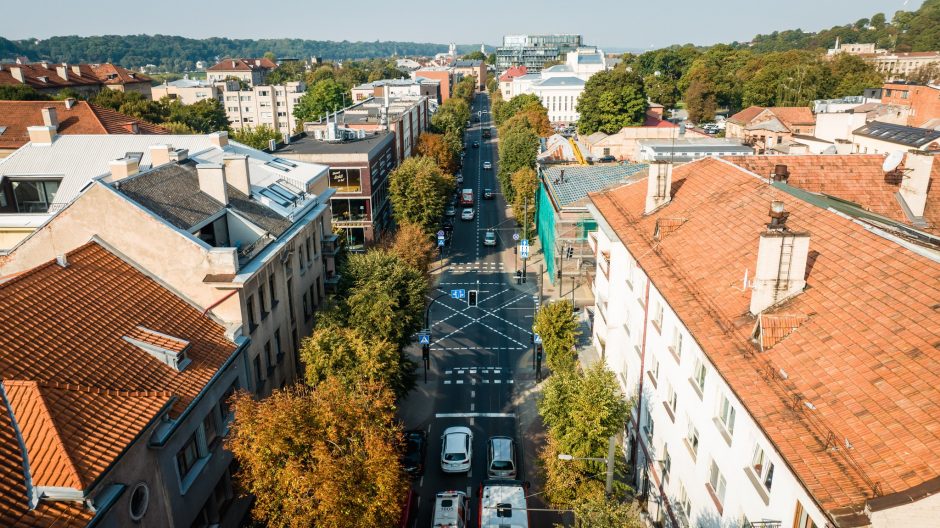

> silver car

[
  {"left": 483, "top": 230, "right": 497, "bottom": 246},
  {"left": 486, "top": 436, "right": 517, "bottom": 478},
  {"left": 441, "top": 426, "right": 473, "bottom": 473}
]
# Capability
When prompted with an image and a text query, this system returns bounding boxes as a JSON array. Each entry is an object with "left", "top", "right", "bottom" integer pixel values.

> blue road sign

[
  {"left": 450, "top": 289, "right": 466, "bottom": 299},
  {"left": 520, "top": 244, "right": 530, "bottom": 259},
  {"left": 438, "top": 237, "right": 445, "bottom": 247},
  {"left": 534, "top": 333, "right": 542, "bottom": 344},
  {"left": 512, "top": 233, "right": 520, "bottom": 241},
  {"left": 437, "top": 230, "right": 445, "bottom": 237},
  {"left": 419, "top": 333, "right": 431, "bottom": 345},
  {"left": 520, "top": 239, "right": 529, "bottom": 247}
]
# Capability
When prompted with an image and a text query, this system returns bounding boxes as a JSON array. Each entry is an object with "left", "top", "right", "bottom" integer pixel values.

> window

[
  {"left": 708, "top": 460, "right": 727, "bottom": 505},
  {"left": 647, "top": 356, "right": 659, "bottom": 387},
  {"left": 718, "top": 394, "right": 736, "bottom": 436},
  {"left": 11, "top": 179, "right": 60, "bottom": 213},
  {"left": 302, "top": 292, "right": 311, "bottom": 320},
  {"left": 309, "top": 284, "right": 317, "bottom": 309},
  {"left": 662, "top": 445, "right": 671, "bottom": 483},
  {"left": 219, "top": 379, "right": 239, "bottom": 423},
  {"left": 671, "top": 329, "right": 683, "bottom": 359},
  {"left": 274, "top": 328, "right": 284, "bottom": 360},
  {"left": 653, "top": 301, "right": 664, "bottom": 331},
  {"left": 751, "top": 445, "right": 775, "bottom": 491},
  {"left": 246, "top": 295, "right": 257, "bottom": 331},
  {"left": 305, "top": 236, "right": 313, "bottom": 263},
  {"left": 176, "top": 434, "right": 201, "bottom": 480},
  {"left": 264, "top": 341, "right": 275, "bottom": 375},
  {"left": 253, "top": 355, "right": 263, "bottom": 387},
  {"left": 692, "top": 357, "right": 707, "bottom": 393},
  {"left": 645, "top": 415, "right": 654, "bottom": 442},
  {"left": 129, "top": 482, "right": 149, "bottom": 521},
  {"left": 686, "top": 421, "right": 699, "bottom": 457},
  {"left": 677, "top": 482, "right": 692, "bottom": 519},
  {"left": 259, "top": 284, "right": 268, "bottom": 319},
  {"left": 666, "top": 384, "right": 677, "bottom": 416},
  {"left": 204, "top": 410, "right": 220, "bottom": 448},
  {"left": 268, "top": 274, "right": 278, "bottom": 306}
]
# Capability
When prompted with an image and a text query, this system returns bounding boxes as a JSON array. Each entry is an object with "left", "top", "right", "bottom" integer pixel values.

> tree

[
  {"left": 266, "top": 60, "right": 307, "bottom": 84},
  {"left": 232, "top": 124, "right": 283, "bottom": 150},
  {"left": 161, "top": 121, "right": 197, "bottom": 134},
  {"left": 871, "top": 12, "right": 887, "bottom": 29},
  {"left": 227, "top": 379, "right": 407, "bottom": 528},
  {"left": 500, "top": 109, "right": 552, "bottom": 138},
  {"left": 300, "top": 324, "right": 412, "bottom": 398},
  {"left": 165, "top": 98, "right": 230, "bottom": 133},
  {"left": 497, "top": 127, "right": 539, "bottom": 202},
  {"left": 510, "top": 167, "right": 537, "bottom": 234},
  {"left": 486, "top": 75, "right": 499, "bottom": 94},
  {"left": 533, "top": 300, "right": 579, "bottom": 373},
  {"left": 386, "top": 221, "right": 436, "bottom": 276},
  {"left": 684, "top": 78, "right": 719, "bottom": 124},
  {"left": 908, "top": 62, "right": 940, "bottom": 84},
  {"left": 0, "top": 85, "right": 51, "bottom": 101},
  {"left": 431, "top": 97, "right": 470, "bottom": 136},
  {"left": 576, "top": 68, "right": 648, "bottom": 135},
  {"left": 389, "top": 156, "right": 455, "bottom": 233},
  {"left": 306, "top": 65, "right": 336, "bottom": 85},
  {"left": 294, "top": 79, "right": 347, "bottom": 122},
  {"left": 485, "top": 53, "right": 497, "bottom": 65},
  {"left": 493, "top": 93, "right": 543, "bottom": 126},
  {"left": 571, "top": 494, "right": 644, "bottom": 528},
  {"left": 461, "top": 51, "right": 486, "bottom": 61},
  {"left": 415, "top": 132, "right": 458, "bottom": 175}
]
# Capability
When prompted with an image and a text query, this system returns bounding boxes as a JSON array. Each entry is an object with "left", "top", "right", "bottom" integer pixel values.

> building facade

[
  {"left": 496, "top": 34, "right": 583, "bottom": 72},
  {"left": 206, "top": 58, "right": 278, "bottom": 86},
  {"left": 152, "top": 78, "right": 226, "bottom": 105},
  {"left": 587, "top": 156, "right": 940, "bottom": 528},
  {"left": 879, "top": 81, "right": 940, "bottom": 128},
  {"left": 725, "top": 106, "right": 816, "bottom": 154},
  {"left": 863, "top": 51, "right": 940, "bottom": 81},
  {"left": 222, "top": 81, "right": 305, "bottom": 138},
  {"left": 452, "top": 59, "right": 486, "bottom": 90},
  {"left": 413, "top": 68, "right": 458, "bottom": 102}
]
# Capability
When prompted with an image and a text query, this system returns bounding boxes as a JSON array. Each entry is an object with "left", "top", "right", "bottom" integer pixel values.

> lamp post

[{"left": 557, "top": 436, "right": 617, "bottom": 495}]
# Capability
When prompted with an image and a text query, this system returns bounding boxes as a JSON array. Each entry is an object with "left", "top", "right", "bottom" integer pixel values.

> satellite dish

[{"left": 883, "top": 151, "right": 904, "bottom": 172}]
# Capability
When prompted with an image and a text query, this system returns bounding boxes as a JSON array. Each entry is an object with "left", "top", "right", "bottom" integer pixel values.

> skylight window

[
  {"left": 258, "top": 187, "right": 292, "bottom": 207},
  {"left": 265, "top": 158, "right": 297, "bottom": 172},
  {"left": 272, "top": 157, "right": 297, "bottom": 168}
]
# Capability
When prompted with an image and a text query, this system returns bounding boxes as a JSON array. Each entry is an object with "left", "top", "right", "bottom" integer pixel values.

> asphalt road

[{"left": 401, "top": 92, "right": 558, "bottom": 527}]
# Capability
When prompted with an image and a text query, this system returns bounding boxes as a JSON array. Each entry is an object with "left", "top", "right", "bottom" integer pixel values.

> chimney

[
  {"left": 149, "top": 144, "right": 173, "bottom": 167},
  {"left": 55, "top": 254, "right": 68, "bottom": 268},
  {"left": 124, "top": 121, "right": 139, "bottom": 134},
  {"left": 169, "top": 148, "right": 189, "bottom": 163},
  {"left": 196, "top": 163, "right": 229, "bottom": 205},
  {"left": 27, "top": 126, "right": 56, "bottom": 145},
  {"left": 223, "top": 155, "right": 251, "bottom": 196},
  {"left": 209, "top": 130, "right": 229, "bottom": 148},
  {"left": 644, "top": 161, "right": 673, "bottom": 214},
  {"left": 41, "top": 107, "right": 58, "bottom": 130},
  {"left": 64, "top": 97, "right": 76, "bottom": 109},
  {"left": 71, "top": 65, "right": 82, "bottom": 76},
  {"left": 108, "top": 157, "right": 140, "bottom": 182},
  {"left": 10, "top": 66, "right": 24, "bottom": 83},
  {"left": 56, "top": 64, "right": 69, "bottom": 81},
  {"left": 40, "top": 61, "right": 49, "bottom": 69},
  {"left": 898, "top": 151, "right": 934, "bottom": 220},
  {"left": 771, "top": 164, "right": 789, "bottom": 183},
  {"left": 749, "top": 201, "right": 811, "bottom": 315}
]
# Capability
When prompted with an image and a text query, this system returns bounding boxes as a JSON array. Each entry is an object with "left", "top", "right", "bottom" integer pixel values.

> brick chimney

[
  {"left": 898, "top": 152, "right": 934, "bottom": 222},
  {"left": 10, "top": 66, "right": 24, "bottom": 83},
  {"left": 41, "top": 107, "right": 58, "bottom": 130},
  {"left": 149, "top": 144, "right": 173, "bottom": 167},
  {"left": 749, "top": 201, "right": 811, "bottom": 315},
  {"left": 209, "top": 130, "right": 229, "bottom": 148},
  {"left": 108, "top": 157, "right": 140, "bottom": 182},
  {"left": 27, "top": 126, "right": 56, "bottom": 145},
  {"left": 644, "top": 161, "right": 673, "bottom": 214},
  {"left": 196, "top": 163, "right": 229, "bottom": 205},
  {"left": 223, "top": 155, "right": 251, "bottom": 196}
]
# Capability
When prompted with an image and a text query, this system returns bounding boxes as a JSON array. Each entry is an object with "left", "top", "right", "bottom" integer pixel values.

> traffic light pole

[{"left": 422, "top": 292, "right": 448, "bottom": 383}]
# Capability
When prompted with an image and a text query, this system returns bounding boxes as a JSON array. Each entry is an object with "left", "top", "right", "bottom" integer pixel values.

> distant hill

[{"left": 0, "top": 35, "right": 485, "bottom": 71}]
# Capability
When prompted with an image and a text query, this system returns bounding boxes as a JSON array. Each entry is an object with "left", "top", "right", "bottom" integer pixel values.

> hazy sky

[{"left": 4, "top": 0, "right": 922, "bottom": 50}]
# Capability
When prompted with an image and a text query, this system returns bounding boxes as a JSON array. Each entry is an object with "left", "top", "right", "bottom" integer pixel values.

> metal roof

[
  {"left": 853, "top": 121, "right": 940, "bottom": 148},
  {"left": 533, "top": 76, "right": 585, "bottom": 88},
  {"left": 541, "top": 163, "right": 648, "bottom": 207}
]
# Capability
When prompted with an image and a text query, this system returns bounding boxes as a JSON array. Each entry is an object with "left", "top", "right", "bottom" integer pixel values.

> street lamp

[{"left": 557, "top": 436, "right": 618, "bottom": 495}]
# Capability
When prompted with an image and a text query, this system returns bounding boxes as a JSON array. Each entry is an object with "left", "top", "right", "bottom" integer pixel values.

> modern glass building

[{"left": 496, "top": 34, "right": 583, "bottom": 72}]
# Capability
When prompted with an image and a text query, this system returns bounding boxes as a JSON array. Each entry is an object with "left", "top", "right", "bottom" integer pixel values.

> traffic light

[
  {"left": 422, "top": 344, "right": 430, "bottom": 362},
  {"left": 566, "top": 246, "right": 574, "bottom": 259},
  {"left": 468, "top": 290, "right": 478, "bottom": 307}
]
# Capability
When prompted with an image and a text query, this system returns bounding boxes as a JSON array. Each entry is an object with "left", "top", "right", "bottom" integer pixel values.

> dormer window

[{"left": 123, "top": 326, "right": 193, "bottom": 372}]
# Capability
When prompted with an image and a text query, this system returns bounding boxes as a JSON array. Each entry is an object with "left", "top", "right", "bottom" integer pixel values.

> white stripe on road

[{"left": 435, "top": 412, "right": 516, "bottom": 418}]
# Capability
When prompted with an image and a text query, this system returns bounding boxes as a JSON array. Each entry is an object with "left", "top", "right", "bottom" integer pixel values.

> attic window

[
  {"left": 0, "top": 126, "right": 6, "bottom": 136},
  {"left": 123, "top": 326, "right": 192, "bottom": 372}
]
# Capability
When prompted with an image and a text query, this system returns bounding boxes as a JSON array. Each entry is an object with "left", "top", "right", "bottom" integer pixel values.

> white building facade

[
  {"left": 504, "top": 47, "right": 608, "bottom": 124},
  {"left": 222, "top": 81, "right": 305, "bottom": 138}
]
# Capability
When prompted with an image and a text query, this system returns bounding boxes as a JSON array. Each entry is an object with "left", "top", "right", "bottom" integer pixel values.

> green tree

[
  {"left": 684, "top": 78, "right": 719, "bottom": 124},
  {"left": 533, "top": 300, "right": 579, "bottom": 373},
  {"left": 301, "top": 324, "right": 412, "bottom": 399},
  {"left": 461, "top": 51, "right": 486, "bottom": 61},
  {"left": 388, "top": 156, "right": 455, "bottom": 233},
  {"left": 0, "top": 85, "right": 51, "bottom": 101},
  {"left": 870, "top": 12, "right": 887, "bottom": 29},
  {"left": 228, "top": 379, "right": 407, "bottom": 528},
  {"left": 266, "top": 60, "right": 307, "bottom": 84},
  {"left": 165, "top": 98, "right": 230, "bottom": 133},
  {"left": 161, "top": 121, "right": 197, "bottom": 134},
  {"left": 497, "top": 126, "right": 539, "bottom": 202},
  {"left": 415, "top": 132, "right": 458, "bottom": 175},
  {"left": 493, "top": 93, "right": 543, "bottom": 126},
  {"left": 486, "top": 75, "right": 499, "bottom": 95},
  {"left": 576, "top": 68, "right": 648, "bottom": 135},
  {"left": 571, "top": 494, "right": 644, "bottom": 528},
  {"left": 510, "top": 167, "right": 537, "bottom": 234},
  {"left": 385, "top": 221, "right": 435, "bottom": 278},
  {"left": 294, "top": 79, "right": 347, "bottom": 122},
  {"left": 232, "top": 124, "right": 283, "bottom": 150},
  {"left": 485, "top": 53, "right": 497, "bottom": 65},
  {"left": 431, "top": 97, "right": 470, "bottom": 136},
  {"left": 306, "top": 65, "right": 336, "bottom": 85}
]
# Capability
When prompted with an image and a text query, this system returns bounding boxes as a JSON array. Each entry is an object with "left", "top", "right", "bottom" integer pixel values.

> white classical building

[{"left": 586, "top": 155, "right": 940, "bottom": 528}]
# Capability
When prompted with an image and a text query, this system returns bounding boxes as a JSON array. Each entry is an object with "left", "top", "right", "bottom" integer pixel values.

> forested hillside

[{"left": 0, "top": 35, "right": 480, "bottom": 71}]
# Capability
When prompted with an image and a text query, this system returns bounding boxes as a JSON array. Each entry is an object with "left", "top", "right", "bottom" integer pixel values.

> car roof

[{"left": 444, "top": 426, "right": 472, "bottom": 435}]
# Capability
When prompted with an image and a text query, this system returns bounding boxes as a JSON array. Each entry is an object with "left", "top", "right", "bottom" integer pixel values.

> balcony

[
  {"left": 587, "top": 232, "right": 598, "bottom": 257},
  {"left": 599, "top": 250, "right": 611, "bottom": 279},
  {"left": 321, "top": 233, "right": 340, "bottom": 257},
  {"left": 324, "top": 272, "right": 341, "bottom": 293}
]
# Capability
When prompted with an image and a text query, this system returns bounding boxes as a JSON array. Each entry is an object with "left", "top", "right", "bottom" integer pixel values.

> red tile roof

[
  {"left": 643, "top": 114, "right": 678, "bottom": 128},
  {"left": 89, "top": 63, "right": 150, "bottom": 86},
  {"left": 0, "top": 241, "right": 237, "bottom": 525},
  {"left": 590, "top": 157, "right": 940, "bottom": 523},
  {"left": 724, "top": 155, "right": 940, "bottom": 233},
  {"left": 0, "top": 63, "right": 149, "bottom": 90},
  {"left": 0, "top": 100, "right": 168, "bottom": 149},
  {"left": 207, "top": 58, "right": 278, "bottom": 72},
  {"left": 728, "top": 106, "right": 815, "bottom": 129},
  {"left": 728, "top": 105, "right": 765, "bottom": 125},
  {"left": 499, "top": 65, "right": 528, "bottom": 82}
]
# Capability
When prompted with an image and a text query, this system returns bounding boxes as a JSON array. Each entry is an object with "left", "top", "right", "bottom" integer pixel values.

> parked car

[
  {"left": 441, "top": 426, "right": 473, "bottom": 473},
  {"left": 597, "top": 155, "right": 616, "bottom": 163},
  {"left": 483, "top": 188, "right": 495, "bottom": 199},
  {"left": 403, "top": 430, "right": 427, "bottom": 477},
  {"left": 483, "top": 230, "right": 497, "bottom": 246},
  {"left": 445, "top": 204, "right": 456, "bottom": 217},
  {"left": 456, "top": 173, "right": 464, "bottom": 184},
  {"left": 461, "top": 208, "right": 475, "bottom": 221},
  {"left": 486, "top": 436, "right": 517, "bottom": 479},
  {"left": 483, "top": 161, "right": 492, "bottom": 170}
]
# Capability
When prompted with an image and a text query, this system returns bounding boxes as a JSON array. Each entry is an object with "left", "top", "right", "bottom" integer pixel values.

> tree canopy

[
  {"left": 576, "top": 68, "right": 648, "bottom": 135},
  {"left": 293, "top": 78, "right": 347, "bottom": 122},
  {"left": 232, "top": 125, "right": 282, "bottom": 150},
  {"left": 533, "top": 300, "right": 579, "bottom": 373},
  {"left": 415, "top": 132, "right": 459, "bottom": 176},
  {"left": 389, "top": 156, "right": 455, "bottom": 233}
]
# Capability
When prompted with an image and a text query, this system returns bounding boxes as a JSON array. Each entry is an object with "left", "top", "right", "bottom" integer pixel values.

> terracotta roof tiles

[
  {"left": 590, "top": 157, "right": 940, "bottom": 521},
  {"left": 0, "top": 101, "right": 168, "bottom": 149},
  {"left": 207, "top": 58, "right": 277, "bottom": 72}
]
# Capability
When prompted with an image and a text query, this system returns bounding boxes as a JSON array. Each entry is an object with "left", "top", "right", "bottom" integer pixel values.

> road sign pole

[{"left": 522, "top": 194, "right": 528, "bottom": 283}]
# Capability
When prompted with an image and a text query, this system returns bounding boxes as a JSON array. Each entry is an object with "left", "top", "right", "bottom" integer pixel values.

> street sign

[
  {"left": 512, "top": 233, "right": 520, "bottom": 241},
  {"left": 520, "top": 244, "right": 529, "bottom": 259},
  {"left": 534, "top": 333, "right": 542, "bottom": 344},
  {"left": 418, "top": 333, "right": 431, "bottom": 345},
  {"left": 450, "top": 289, "right": 466, "bottom": 299},
  {"left": 437, "top": 230, "right": 445, "bottom": 237},
  {"left": 438, "top": 237, "right": 445, "bottom": 247},
  {"left": 520, "top": 239, "right": 529, "bottom": 246}
]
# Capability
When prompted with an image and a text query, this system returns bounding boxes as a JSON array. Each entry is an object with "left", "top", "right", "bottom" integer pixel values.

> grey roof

[
  {"left": 534, "top": 76, "right": 585, "bottom": 88},
  {"left": 167, "top": 79, "right": 213, "bottom": 88},
  {"left": 453, "top": 60, "right": 483, "bottom": 67},
  {"left": 277, "top": 131, "right": 393, "bottom": 156},
  {"left": 117, "top": 160, "right": 292, "bottom": 236},
  {"left": 574, "top": 54, "right": 603, "bottom": 65},
  {"left": 516, "top": 73, "right": 542, "bottom": 81},
  {"left": 541, "top": 163, "right": 648, "bottom": 207},
  {"left": 853, "top": 121, "right": 940, "bottom": 148},
  {"left": 543, "top": 65, "right": 574, "bottom": 73}
]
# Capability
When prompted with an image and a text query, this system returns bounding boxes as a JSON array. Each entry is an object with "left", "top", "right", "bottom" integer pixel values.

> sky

[{"left": 3, "top": 0, "right": 923, "bottom": 50}]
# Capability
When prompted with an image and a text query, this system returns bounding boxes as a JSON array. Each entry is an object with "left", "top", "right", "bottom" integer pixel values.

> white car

[
  {"left": 461, "top": 208, "right": 475, "bottom": 221},
  {"left": 441, "top": 426, "right": 473, "bottom": 473},
  {"left": 456, "top": 173, "right": 464, "bottom": 184},
  {"left": 483, "top": 230, "right": 497, "bottom": 246},
  {"left": 483, "top": 161, "right": 492, "bottom": 170}
]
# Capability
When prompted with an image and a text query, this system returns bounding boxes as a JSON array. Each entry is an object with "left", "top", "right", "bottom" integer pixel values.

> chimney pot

[
  {"left": 169, "top": 148, "right": 188, "bottom": 162},
  {"left": 41, "top": 107, "right": 58, "bottom": 130},
  {"left": 772, "top": 164, "right": 790, "bottom": 182},
  {"left": 55, "top": 254, "right": 68, "bottom": 268},
  {"left": 196, "top": 163, "right": 229, "bottom": 206},
  {"left": 768, "top": 200, "right": 790, "bottom": 230},
  {"left": 27, "top": 125, "right": 56, "bottom": 145},
  {"left": 899, "top": 152, "right": 934, "bottom": 220},
  {"left": 108, "top": 157, "right": 140, "bottom": 182},
  {"left": 71, "top": 65, "right": 82, "bottom": 76},
  {"left": 149, "top": 144, "right": 173, "bottom": 167},
  {"left": 64, "top": 98, "right": 76, "bottom": 109},
  {"left": 644, "top": 161, "right": 674, "bottom": 214}
]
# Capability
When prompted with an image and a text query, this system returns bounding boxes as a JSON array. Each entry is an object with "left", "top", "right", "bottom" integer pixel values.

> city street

[{"left": 399, "top": 91, "right": 561, "bottom": 527}]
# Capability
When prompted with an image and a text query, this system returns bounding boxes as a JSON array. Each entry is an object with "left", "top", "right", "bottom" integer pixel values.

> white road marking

[
  {"left": 467, "top": 486, "right": 472, "bottom": 496},
  {"left": 509, "top": 379, "right": 514, "bottom": 384},
  {"left": 470, "top": 403, "right": 475, "bottom": 411},
  {"left": 456, "top": 379, "right": 464, "bottom": 384},
  {"left": 483, "top": 379, "right": 490, "bottom": 384},
  {"left": 444, "top": 380, "right": 452, "bottom": 385},
  {"left": 494, "top": 379, "right": 502, "bottom": 384},
  {"left": 435, "top": 412, "right": 516, "bottom": 418},
  {"left": 471, "top": 390, "right": 476, "bottom": 397}
]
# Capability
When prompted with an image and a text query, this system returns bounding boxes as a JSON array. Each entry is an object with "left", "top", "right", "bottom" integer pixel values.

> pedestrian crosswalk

[
  {"left": 443, "top": 366, "right": 514, "bottom": 385},
  {"left": 449, "top": 262, "right": 506, "bottom": 272}
]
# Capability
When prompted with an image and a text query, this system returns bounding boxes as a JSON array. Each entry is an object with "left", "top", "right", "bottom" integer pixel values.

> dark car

[
  {"left": 403, "top": 430, "right": 427, "bottom": 476},
  {"left": 483, "top": 188, "right": 495, "bottom": 199},
  {"left": 597, "top": 155, "right": 616, "bottom": 163}
]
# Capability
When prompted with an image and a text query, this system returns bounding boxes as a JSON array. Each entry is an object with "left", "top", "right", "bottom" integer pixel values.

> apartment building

[
  {"left": 452, "top": 59, "right": 485, "bottom": 90},
  {"left": 863, "top": 51, "right": 940, "bottom": 81},
  {"left": 0, "top": 241, "right": 250, "bottom": 527},
  {"left": 277, "top": 129, "right": 397, "bottom": 250},
  {"left": 879, "top": 81, "right": 940, "bottom": 128},
  {"left": 0, "top": 100, "right": 168, "bottom": 157},
  {"left": 0, "top": 132, "right": 335, "bottom": 404},
  {"left": 303, "top": 96, "right": 429, "bottom": 165},
  {"left": 496, "top": 34, "right": 583, "bottom": 72},
  {"left": 351, "top": 78, "right": 440, "bottom": 104},
  {"left": 413, "top": 67, "right": 458, "bottom": 102},
  {"left": 725, "top": 106, "right": 816, "bottom": 153},
  {"left": 152, "top": 78, "right": 226, "bottom": 105},
  {"left": 851, "top": 121, "right": 940, "bottom": 154},
  {"left": 0, "top": 61, "right": 152, "bottom": 98},
  {"left": 222, "top": 81, "right": 306, "bottom": 138},
  {"left": 586, "top": 154, "right": 940, "bottom": 528},
  {"left": 206, "top": 58, "right": 278, "bottom": 86},
  {"left": 498, "top": 65, "right": 528, "bottom": 99}
]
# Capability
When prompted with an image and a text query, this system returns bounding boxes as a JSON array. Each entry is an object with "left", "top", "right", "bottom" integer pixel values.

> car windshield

[
  {"left": 444, "top": 452, "right": 466, "bottom": 461},
  {"left": 491, "top": 460, "right": 513, "bottom": 470}
]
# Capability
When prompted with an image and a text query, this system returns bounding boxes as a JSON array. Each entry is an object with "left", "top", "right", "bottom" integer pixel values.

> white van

[{"left": 432, "top": 490, "right": 469, "bottom": 527}]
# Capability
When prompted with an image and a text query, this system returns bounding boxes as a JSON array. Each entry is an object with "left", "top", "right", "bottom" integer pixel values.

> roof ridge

[{"left": 18, "top": 380, "right": 175, "bottom": 400}]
